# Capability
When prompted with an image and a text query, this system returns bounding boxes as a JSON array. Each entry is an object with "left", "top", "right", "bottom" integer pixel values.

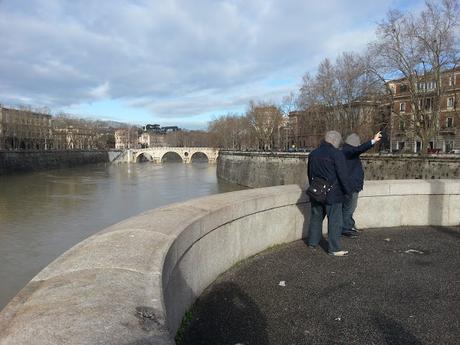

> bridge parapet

[{"left": 0, "top": 180, "right": 459, "bottom": 344}]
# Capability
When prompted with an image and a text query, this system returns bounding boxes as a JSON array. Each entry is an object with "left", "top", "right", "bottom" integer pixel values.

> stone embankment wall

[
  {"left": 217, "top": 151, "right": 460, "bottom": 188},
  {"left": 217, "top": 151, "right": 310, "bottom": 187},
  {"left": 360, "top": 155, "right": 460, "bottom": 180},
  {"left": 0, "top": 150, "right": 111, "bottom": 174},
  {"left": 0, "top": 180, "right": 459, "bottom": 344}
]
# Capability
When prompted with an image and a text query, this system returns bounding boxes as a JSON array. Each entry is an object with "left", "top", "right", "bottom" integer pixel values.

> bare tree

[
  {"left": 280, "top": 92, "right": 298, "bottom": 116},
  {"left": 371, "top": 0, "right": 460, "bottom": 153},
  {"left": 298, "top": 54, "right": 386, "bottom": 141},
  {"left": 245, "top": 101, "right": 283, "bottom": 150},
  {"left": 207, "top": 113, "right": 252, "bottom": 149}
]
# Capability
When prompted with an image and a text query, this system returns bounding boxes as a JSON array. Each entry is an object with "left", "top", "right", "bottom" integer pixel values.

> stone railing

[{"left": 0, "top": 180, "right": 459, "bottom": 344}]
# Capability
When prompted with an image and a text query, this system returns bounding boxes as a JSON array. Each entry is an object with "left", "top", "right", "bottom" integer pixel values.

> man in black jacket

[
  {"left": 307, "top": 131, "right": 352, "bottom": 256},
  {"left": 341, "top": 132, "right": 382, "bottom": 238}
]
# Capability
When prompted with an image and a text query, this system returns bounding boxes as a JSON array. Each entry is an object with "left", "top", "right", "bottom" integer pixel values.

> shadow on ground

[{"left": 177, "top": 282, "right": 268, "bottom": 345}]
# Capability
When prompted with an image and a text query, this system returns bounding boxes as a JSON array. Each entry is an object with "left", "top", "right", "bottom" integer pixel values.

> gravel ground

[{"left": 177, "top": 226, "right": 460, "bottom": 345}]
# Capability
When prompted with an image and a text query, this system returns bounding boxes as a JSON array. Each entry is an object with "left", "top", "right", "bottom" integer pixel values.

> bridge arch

[
  {"left": 161, "top": 151, "right": 183, "bottom": 163},
  {"left": 135, "top": 152, "right": 154, "bottom": 163},
  {"left": 190, "top": 151, "right": 209, "bottom": 163}
]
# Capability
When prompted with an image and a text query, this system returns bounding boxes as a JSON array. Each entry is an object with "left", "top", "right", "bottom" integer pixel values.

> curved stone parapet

[{"left": 0, "top": 180, "right": 459, "bottom": 344}]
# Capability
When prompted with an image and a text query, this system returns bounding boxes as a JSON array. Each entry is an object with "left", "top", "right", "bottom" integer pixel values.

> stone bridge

[{"left": 125, "top": 147, "right": 219, "bottom": 164}]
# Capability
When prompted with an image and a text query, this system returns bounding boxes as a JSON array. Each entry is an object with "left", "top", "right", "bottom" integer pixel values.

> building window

[
  {"left": 400, "top": 84, "right": 408, "bottom": 92},
  {"left": 445, "top": 140, "right": 454, "bottom": 153},
  {"left": 447, "top": 97, "right": 455, "bottom": 109},
  {"left": 399, "top": 102, "right": 406, "bottom": 112},
  {"left": 426, "top": 98, "right": 433, "bottom": 111},
  {"left": 449, "top": 76, "right": 453, "bottom": 86},
  {"left": 417, "top": 81, "right": 436, "bottom": 90},
  {"left": 399, "top": 120, "right": 405, "bottom": 130},
  {"left": 446, "top": 117, "right": 454, "bottom": 128},
  {"left": 397, "top": 141, "right": 405, "bottom": 151},
  {"left": 419, "top": 98, "right": 433, "bottom": 111},
  {"left": 415, "top": 141, "right": 422, "bottom": 153}
]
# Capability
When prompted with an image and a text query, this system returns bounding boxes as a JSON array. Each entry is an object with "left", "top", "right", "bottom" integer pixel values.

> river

[{"left": 0, "top": 162, "right": 245, "bottom": 310}]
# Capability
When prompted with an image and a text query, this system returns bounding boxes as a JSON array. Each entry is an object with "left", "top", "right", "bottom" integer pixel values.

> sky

[{"left": 0, "top": 0, "right": 424, "bottom": 130}]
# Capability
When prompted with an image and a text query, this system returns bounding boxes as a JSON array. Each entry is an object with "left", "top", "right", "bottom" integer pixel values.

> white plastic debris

[
  {"left": 404, "top": 249, "right": 424, "bottom": 254},
  {"left": 334, "top": 317, "right": 342, "bottom": 321},
  {"left": 279, "top": 281, "right": 286, "bottom": 287},
  {"left": 384, "top": 238, "right": 391, "bottom": 242}
]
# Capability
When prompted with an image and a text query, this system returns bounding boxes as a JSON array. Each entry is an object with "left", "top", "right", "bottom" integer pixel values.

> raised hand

[{"left": 373, "top": 131, "right": 383, "bottom": 142}]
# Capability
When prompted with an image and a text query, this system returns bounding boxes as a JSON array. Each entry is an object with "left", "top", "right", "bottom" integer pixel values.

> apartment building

[
  {"left": 0, "top": 106, "right": 52, "bottom": 150},
  {"left": 138, "top": 131, "right": 165, "bottom": 148},
  {"left": 389, "top": 68, "right": 460, "bottom": 153},
  {"left": 115, "top": 128, "right": 139, "bottom": 149}
]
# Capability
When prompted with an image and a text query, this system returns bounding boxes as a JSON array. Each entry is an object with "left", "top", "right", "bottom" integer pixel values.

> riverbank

[{"left": 0, "top": 150, "right": 112, "bottom": 174}]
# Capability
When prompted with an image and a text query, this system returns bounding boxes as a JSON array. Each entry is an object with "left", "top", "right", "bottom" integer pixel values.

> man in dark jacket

[
  {"left": 341, "top": 132, "right": 382, "bottom": 237},
  {"left": 307, "top": 130, "right": 352, "bottom": 256}
]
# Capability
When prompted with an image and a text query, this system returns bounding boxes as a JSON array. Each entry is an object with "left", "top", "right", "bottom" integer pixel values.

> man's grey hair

[
  {"left": 345, "top": 133, "right": 361, "bottom": 147},
  {"left": 324, "top": 130, "right": 342, "bottom": 149}
]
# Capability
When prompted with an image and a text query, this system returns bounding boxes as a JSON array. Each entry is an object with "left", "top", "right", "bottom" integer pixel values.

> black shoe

[{"left": 342, "top": 231, "right": 358, "bottom": 238}]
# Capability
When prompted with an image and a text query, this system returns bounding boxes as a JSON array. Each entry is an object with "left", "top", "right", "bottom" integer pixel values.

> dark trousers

[
  {"left": 342, "top": 192, "right": 359, "bottom": 233},
  {"left": 308, "top": 201, "right": 343, "bottom": 253}
]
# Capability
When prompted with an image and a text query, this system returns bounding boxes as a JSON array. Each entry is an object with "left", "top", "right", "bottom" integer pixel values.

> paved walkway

[{"left": 178, "top": 226, "right": 460, "bottom": 345}]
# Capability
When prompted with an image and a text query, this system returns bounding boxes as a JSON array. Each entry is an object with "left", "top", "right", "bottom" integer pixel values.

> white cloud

[
  {"left": 0, "top": 0, "right": 424, "bottom": 124},
  {"left": 89, "top": 82, "right": 110, "bottom": 100}
]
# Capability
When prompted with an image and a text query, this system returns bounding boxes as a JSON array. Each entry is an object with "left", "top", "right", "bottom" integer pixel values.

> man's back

[
  {"left": 342, "top": 139, "right": 374, "bottom": 192},
  {"left": 308, "top": 141, "right": 351, "bottom": 204}
]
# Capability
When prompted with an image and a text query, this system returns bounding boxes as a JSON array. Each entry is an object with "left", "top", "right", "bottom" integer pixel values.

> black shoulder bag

[{"left": 306, "top": 177, "right": 332, "bottom": 203}]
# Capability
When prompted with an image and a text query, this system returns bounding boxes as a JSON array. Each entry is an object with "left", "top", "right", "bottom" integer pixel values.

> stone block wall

[
  {"left": 218, "top": 151, "right": 460, "bottom": 188},
  {"left": 0, "top": 150, "right": 110, "bottom": 174},
  {"left": 361, "top": 154, "right": 460, "bottom": 180},
  {"left": 217, "top": 151, "right": 309, "bottom": 188}
]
